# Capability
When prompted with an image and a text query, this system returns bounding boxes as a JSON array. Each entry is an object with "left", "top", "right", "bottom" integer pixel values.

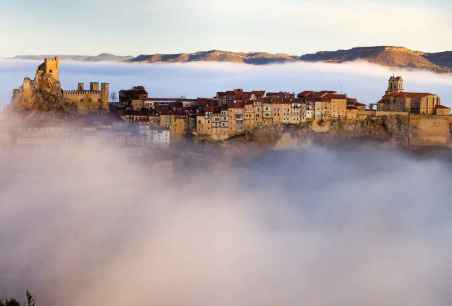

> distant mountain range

[
  {"left": 14, "top": 47, "right": 452, "bottom": 73},
  {"left": 300, "top": 46, "right": 452, "bottom": 73},
  {"left": 14, "top": 53, "right": 133, "bottom": 62}
]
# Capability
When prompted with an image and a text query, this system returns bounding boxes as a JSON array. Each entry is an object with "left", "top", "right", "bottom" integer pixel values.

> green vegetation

[{"left": 0, "top": 290, "right": 36, "bottom": 306}]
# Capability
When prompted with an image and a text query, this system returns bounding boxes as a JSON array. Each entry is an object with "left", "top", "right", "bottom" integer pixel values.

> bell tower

[{"left": 386, "top": 76, "right": 404, "bottom": 95}]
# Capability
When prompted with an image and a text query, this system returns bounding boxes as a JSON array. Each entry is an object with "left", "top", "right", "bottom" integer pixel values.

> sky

[{"left": 1, "top": 0, "right": 452, "bottom": 56}]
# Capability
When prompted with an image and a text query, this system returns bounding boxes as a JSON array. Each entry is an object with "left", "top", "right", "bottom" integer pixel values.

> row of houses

[
  {"left": 0, "top": 117, "right": 171, "bottom": 148},
  {"left": 117, "top": 76, "right": 451, "bottom": 141},
  {"left": 118, "top": 87, "right": 369, "bottom": 140}
]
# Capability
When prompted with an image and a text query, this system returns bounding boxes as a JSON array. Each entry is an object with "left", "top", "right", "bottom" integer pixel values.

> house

[
  {"left": 298, "top": 91, "right": 348, "bottom": 120},
  {"left": 228, "top": 103, "right": 245, "bottom": 136}
]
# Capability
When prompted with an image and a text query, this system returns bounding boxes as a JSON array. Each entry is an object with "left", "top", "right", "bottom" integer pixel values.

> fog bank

[
  {"left": 1, "top": 136, "right": 452, "bottom": 306},
  {"left": 1, "top": 59, "right": 452, "bottom": 109}
]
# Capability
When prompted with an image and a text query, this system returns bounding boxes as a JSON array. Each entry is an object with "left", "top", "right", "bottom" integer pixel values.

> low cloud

[{"left": 1, "top": 128, "right": 452, "bottom": 306}]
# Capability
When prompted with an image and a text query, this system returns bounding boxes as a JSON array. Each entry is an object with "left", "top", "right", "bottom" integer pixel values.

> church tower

[{"left": 386, "top": 76, "right": 404, "bottom": 95}]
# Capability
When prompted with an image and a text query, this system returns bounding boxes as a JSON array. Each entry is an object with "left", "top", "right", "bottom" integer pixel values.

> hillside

[
  {"left": 300, "top": 46, "right": 450, "bottom": 72},
  {"left": 14, "top": 53, "right": 132, "bottom": 62},
  {"left": 14, "top": 47, "right": 452, "bottom": 73},
  {"left": 130, "top": 50, "right": 298, "bottom": 64}
]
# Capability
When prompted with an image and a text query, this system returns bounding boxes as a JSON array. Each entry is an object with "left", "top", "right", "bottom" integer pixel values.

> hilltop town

[{"left": 4, "top": 57, "right": 452, "bottom": 149}]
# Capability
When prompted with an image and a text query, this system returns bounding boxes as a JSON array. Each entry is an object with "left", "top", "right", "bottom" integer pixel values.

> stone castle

[{"left": 12, "top": 57, "right": 110, "bottom": 113}]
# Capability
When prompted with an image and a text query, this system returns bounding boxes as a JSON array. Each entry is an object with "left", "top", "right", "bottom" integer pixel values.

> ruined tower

[
  {"left": 90, "top": 82, "right": 100, "bottom": 91},
  {"left": 36, "top": 57, "right": 60, "bottom": 81},
  {"left": 386, "top": 76, "right": 404, "bottom": 95},
  {"left": 101, "top": 82, "right": 110, "bottom": 110}
]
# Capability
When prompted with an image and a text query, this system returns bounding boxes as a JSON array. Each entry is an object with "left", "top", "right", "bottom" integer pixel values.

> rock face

[
  {"left": 246, "top": 115, "right": 452, "bottom": 149},
  {"left": 409, "top": 116, "right": 452, "bottom": 147},
  {"left": 300, "top": 46, "right": 451, "bottom": 72},
  {"left": 12, "top": 73, "right": 76, "bottom": 114}
]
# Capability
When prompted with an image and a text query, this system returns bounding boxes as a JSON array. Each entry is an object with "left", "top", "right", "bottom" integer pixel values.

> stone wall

[
  {"left": 408, "top": 115, "right": 452, "bottom": 147},
  {"left": 240, "top": 115, "right": 452, "bottom": 149}
]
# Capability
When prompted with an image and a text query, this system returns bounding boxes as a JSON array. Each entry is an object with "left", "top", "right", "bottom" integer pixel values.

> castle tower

[
  {"left": 22, "top": 78, "right": 34, "bottom": 100},
  {"left": 37, "top": 57, "right": 60, "bottom": 81},
  {"left": 90, "top": 82, "right": 100, "bottom": 91},
  {"left": 101, "top": 83, "right": 110, "bottom": 111},
  {"left": 386, "top": 76, "right": 404, "bottom": 95},
  {"left": 77, "top": 82, "right": 85, "bottom": 91}
]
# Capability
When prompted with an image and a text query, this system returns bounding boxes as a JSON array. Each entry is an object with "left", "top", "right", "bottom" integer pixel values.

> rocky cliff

[
  {"left": 11, "top": 74, "right": 76, "bottom": 114},
  {"left": 244, "top": 115, "right": 452, "bottom": 150},
  {"left": 130, "top": 50, "right": 298, "bottom": 65},
  {"left": 300, "top": 46, "right": 451, "bottom": 73}
]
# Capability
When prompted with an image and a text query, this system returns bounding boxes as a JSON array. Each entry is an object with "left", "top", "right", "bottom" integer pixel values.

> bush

[{"left": 0, "top": 299, "right": 21, "bottom": 306}]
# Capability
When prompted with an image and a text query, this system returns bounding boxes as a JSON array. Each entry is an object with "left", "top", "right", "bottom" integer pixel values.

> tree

[
  {"left": 26, "top": 291, "right": 35, "bottom": 306},
  {"left": 0, "top": 299, "right": 21, "bottom": 306}
]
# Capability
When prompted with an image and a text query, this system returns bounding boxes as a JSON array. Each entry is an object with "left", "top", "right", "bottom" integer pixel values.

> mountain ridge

[{"left": 13, "top": 46, "right": 452, "bottom": 73}]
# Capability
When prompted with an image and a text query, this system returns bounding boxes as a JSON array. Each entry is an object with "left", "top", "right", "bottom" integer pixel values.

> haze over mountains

[
  {"left": 13, "top": 46, "right": 452, "bottom": 73},
  {"left": 14, "top": 53, "right": 133, "bottom": 62}
]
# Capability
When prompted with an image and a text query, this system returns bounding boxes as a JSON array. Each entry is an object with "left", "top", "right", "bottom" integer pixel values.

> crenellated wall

[
  {"left": 11, "top": 57, "right": 110, "bottom": 114},
  {"left": 63, "top": 82, "right": 110, "bottom": 112},
  {"left": 63, "top": 90, "right": 102, "bottom": 96}
]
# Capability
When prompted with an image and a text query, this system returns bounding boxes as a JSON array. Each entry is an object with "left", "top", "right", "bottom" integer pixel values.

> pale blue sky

[{"left": 1, "top": 0, "right": 452, "bottom": 56}]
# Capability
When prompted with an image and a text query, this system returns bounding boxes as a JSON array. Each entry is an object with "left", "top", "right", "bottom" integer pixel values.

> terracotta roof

[
  {"left": 347, "top": 98, "right": 366, "bottom": 107},
  {"left": 266, "top": 92, "right": 295, "bottom": 99},
  {"left": 251, "top": 91, "right": 266, "bottom": 97},
  {"left": 437, "top": 105, "right": 450, "bottom": 109},
  {"left": 298, "top": 91, "right": 334, "bottom": 100},
  {"left": 227, "top": 101, "right": 245, "bottom": 108},
  {"left": 271, "top": 98, "right": 292, "bottom": 104},
  {"left": 216, "top": 89, "right": 244, "bottom": 99},
  {"left": 323, "top": 93, "right": 347, "bottom": 100}
]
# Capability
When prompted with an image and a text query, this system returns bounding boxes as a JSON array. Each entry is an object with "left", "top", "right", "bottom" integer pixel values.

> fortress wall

[
  {"left": 376, "top": 111, "right": 409, "bottom": 117},
  {"left": 409, "top": 115, "right": 452, "bottom": 146},
  {"left": 63, "top": 90, "right": 102, "bottom": 95}
]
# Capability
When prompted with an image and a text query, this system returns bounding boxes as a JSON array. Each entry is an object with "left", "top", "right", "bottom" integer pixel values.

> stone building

[
  {"left": 119, "top": 86, "right": 149, "bottom": 110},
  {"left": 228, "top": 103, "right": 245, "bottom": 136},
  {"left": 64, "top": 81, "right": 110, "bottom": 112},
  {"left": 264, "top": 92, "right": 294, "bottom": 125},
  {"left": 289, "top": 99, "right": 303, "bottom": 124},
  {"left": 377, "top": 76, "right": 450, "bottom": 115},
  {"left": 262, "top": 97, "right": 273, "bottom": 126},
  {"left": 244, "top": 101, "right": 256, "bottom": 130},
  {"left": 195, "top": 106, "right": 229, "bottom": 140},
  {"left": 298, "top": 91, "right": 348, "bottom": 120},
  {"left": 12, "top": 57, "right": 110, "bottom": 113}
]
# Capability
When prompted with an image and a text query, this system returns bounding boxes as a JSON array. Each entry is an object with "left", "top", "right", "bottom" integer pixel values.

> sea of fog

[
  {"left": 1, "top": 59, "right": 452, "bottom": 108},
  {"left": 1, "top": 139, "right": 452, "bottom": 306}
]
